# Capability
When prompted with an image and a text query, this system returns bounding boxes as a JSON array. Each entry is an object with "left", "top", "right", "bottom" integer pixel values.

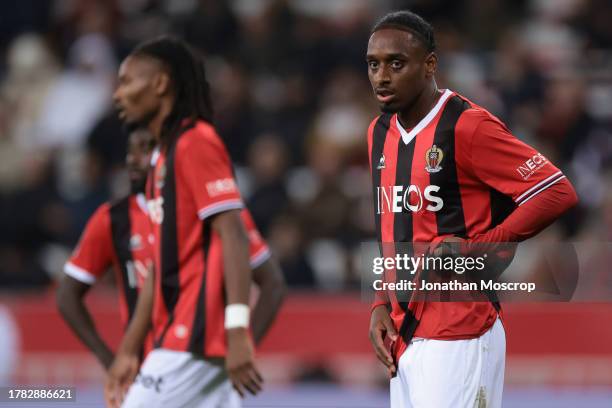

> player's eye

[
  {"left": 391, "top": 60, "right": 404, "bottom": 70},
  {"left": 368, "top": 61, "right": 379, "bottom": 70}
]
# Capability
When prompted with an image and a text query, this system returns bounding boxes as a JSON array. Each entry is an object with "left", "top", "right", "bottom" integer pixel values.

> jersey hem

[
  {"left": 250, "top": 247, "right": 271, "bottom": 269},
  {"left": 64, "top": 262, "right": 96, "bottom": 284},
  {"left": 197, "top": 199, "right": 244, "bottom": 220}
]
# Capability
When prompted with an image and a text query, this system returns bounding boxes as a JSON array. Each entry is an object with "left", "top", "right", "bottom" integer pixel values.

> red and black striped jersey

[
  {"left": 64, "top": 194, "right": 156, "bottom": 355},
  {"left": 146, "top": 120, "right": 270, "bottom": 357},
  {"left": 367, "top": 90, "right": 566, "bottom": 358}
]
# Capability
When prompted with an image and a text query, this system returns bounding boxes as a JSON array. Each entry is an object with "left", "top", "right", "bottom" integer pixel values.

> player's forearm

[
  {"left": 56, "top": 283, "right": 114, "bottom": 368},
  {"left": 471, "top": 178, "right": 578, "bottom": 245},
  {"left": 117, "top": 269, "right": 153, "bottom": 356},
  {"left": 251, "top": 259, "right": 286, "bottom": 344},
  {"left": 215, "top": 210, "right": 252, "bottom": 306}
]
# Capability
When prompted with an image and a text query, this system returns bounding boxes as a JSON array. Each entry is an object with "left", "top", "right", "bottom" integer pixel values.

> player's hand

[
  {"left": 432, "top": 236, "right": 466, "bottom": 257},
  {"left": 104, "top": 352, "right": 139, "bottom": 408},
  {"left": 226, "top": 328, "right": 263, "bottom": 397},
  {"left": 369, "top": 305, "right": 397, "bottom": 377}
]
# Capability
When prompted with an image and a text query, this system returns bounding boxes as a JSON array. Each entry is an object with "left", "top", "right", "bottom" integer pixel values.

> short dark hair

[
  {"left": 371, "top": 11, "right": 436, "bottom": 53},
  {"left": 131, "top": 36, "right": 214, "bottom": 148}
]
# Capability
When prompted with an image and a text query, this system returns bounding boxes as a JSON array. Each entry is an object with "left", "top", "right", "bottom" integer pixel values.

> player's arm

[
  {"left": 104, "top": 264, "right": 153, "bottom": 408},
  {"left": 471, "top": 115, "right": 578, "bottom": 243},
  {"left": 251, "top": 256, "right": 286, "bottom": 345},
  {"left": 56, "top": 276, "right": 114, "bottom": 369},
  {"left": 366, "top": 117, "right": 396, "bottom": 376},
  {"left": 56, "top": 205, "right": 115, "bottom": 369},
  {"left": 211, "top": 210, "right": 263, "bottom": 397}
]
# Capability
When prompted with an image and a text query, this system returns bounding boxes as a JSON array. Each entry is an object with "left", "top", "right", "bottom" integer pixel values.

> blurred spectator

[
  {"left": 247, "top": 133, "right": 291, "bottom": 235},
  {"left": 35, "top": 33, "right": 115, "bottom": 149},
  {"left": 268, "top": 213, "right": 315, "bottom": 288}
]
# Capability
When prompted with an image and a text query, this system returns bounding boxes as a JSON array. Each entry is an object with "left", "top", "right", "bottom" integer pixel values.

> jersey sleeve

[
  {"left": 176, "top": 126, "right": 243, "bottom": 220},
  {"left": 468, "top": 111, "right": 566, "bottom": 206},
  {"left": 64, "top": 204, "right": 115, "bottom": 284},
  {"left": 240, "top": 209, "right": 271, "bottom": 269}
]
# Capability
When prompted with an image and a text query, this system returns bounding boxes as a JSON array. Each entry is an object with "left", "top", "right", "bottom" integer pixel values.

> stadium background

[{"left": 0, "top": 0, "right": 611, "bottom": 406}]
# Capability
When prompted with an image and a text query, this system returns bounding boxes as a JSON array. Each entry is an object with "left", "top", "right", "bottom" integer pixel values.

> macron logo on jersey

[
  {"left": 206, "top": 178, "right": 237, "bottom": 197},
  {"left": 377, "top": 185, "right": 444, "bottom": 214},
  {"left": 516, "top": 153, "right": 548, "bottom": 180}
]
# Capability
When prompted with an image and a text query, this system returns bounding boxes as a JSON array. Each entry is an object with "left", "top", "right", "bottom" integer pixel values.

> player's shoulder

[
  {"left": 453, "top": 92, "right": 507, "bottom": 135},
  {"left": 83, "top": 201, "right": 114, "bottom": 233},
  {"left": 177, "top": 120, "right": 224, "bottom": 151},
  {"left": 368, "top": 113, "right": 393, "bottom": 133},
  {"left": 454, "top": 93, "right": 494, "bottom": 120}
]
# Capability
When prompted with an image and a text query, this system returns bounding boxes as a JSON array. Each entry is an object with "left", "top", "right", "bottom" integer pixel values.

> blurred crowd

[{"left": 0, "top": 0, "right": 611, "bottom": 292}]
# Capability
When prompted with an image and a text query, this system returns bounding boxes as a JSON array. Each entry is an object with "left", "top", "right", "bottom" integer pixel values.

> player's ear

[
  {"left": 153, "top": 71, "right": 171, "bottom": 96},
  {"left": 424, "top": 52, "right": 437, "bottom": 78}
]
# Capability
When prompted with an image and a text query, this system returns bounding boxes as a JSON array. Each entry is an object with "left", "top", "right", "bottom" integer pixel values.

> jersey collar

[{"left": 396, "top": 89, "right": 453, "bottom": 145}]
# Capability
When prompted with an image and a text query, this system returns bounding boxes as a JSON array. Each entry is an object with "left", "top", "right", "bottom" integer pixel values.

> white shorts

[
  {"left": 390, "top": 318, "right": 505, "bottom": 408},
  {"left": 122, "top": 349, "right": 240, "bottom": 408}
]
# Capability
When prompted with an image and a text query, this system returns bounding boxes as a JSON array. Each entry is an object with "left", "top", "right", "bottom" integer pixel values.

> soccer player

[
  {"left": 57, "top": 127, "right": 155, "bottom": 369},
  {"left": 57, "top": 129, "right": 284, "bottom": 378},
  {"left": 365, "top": 11, "right": 578, "bottom": 408},
  {"left": 106, "top": 37, "right": 284, "bottom": 408}
]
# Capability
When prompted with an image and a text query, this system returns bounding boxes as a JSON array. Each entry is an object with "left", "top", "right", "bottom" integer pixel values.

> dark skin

[
  {"left": 366, "top": 28, "right": 440, "bottom": 130},
  {"left": 56, "top": 130, "right": 152, "bottom": 371},
  {"left": 366, "top": 28, "right": 463, "bottom": 376},
  {"left": 108, "top": 54, "right": 265, "bottom": 404}
]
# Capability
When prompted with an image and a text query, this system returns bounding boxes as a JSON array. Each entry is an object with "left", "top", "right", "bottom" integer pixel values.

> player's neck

[
  {"left": 397, "top": 84, "right": 441, "bottom": 130},
  {"left": 148, "top": 99, "right": 174, "bottom": 144}
]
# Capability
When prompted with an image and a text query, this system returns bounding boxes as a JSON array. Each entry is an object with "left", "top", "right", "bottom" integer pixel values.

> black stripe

[
  {"left": 188, "top": 221, "right": 212, "bottom": 355},
  {"left": 490, "top": 188, "right": 515, "bottom": 227},
  {"left": 394, "top": 124, "right": 417, "bottom": 310},
  {"left": 487, "top": 188, "right": 515, "bottom": 311},
  {"left": 109, "top": 197, "right": 138, "bottom": 321},
  {"left": 371, "top": 114, "right": 392, "bottom": 247},
  {"left": 157, "top": 140, "right": 181, "bottom": 346},
  {"left": 430, "top": 96, "right": 469, "bottom": 237}
]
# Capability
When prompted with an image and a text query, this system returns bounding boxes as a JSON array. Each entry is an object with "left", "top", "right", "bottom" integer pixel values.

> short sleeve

[
  {"left": 241, "top": 209, "right": 271, "bottom": 269},
  {"left": 64, "top": 204, "right": 115, "bottom": 284},
  {"left": 176, "top": 126, "right": 243, "bottom": 220},
  {"left": 470, "top": 115, "right": 565, "bottom": 206}
]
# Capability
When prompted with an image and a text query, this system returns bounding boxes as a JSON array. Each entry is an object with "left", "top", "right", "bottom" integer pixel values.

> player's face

[
  {"left": 366, "top": 29, "right": 436, "bottom": 113},
  {"left": 114, "top": 55, "right": 163, "bottom": 126},
  {"left": 126, "top": 129, "right": 152, "bottom": 193}
]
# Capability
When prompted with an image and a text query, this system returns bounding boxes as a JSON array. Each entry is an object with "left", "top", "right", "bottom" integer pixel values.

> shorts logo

[
  {"left": 136, "top": 373, "right": 163, "bottom": 393},
  {"left": 377, "top": 154, "right": 386, "bottom": 170},
  {"left": 425, "top": 144, "right": 443, "bottom": 173},
  {"left": 516, "top": 153, "right": 548, "bottom": 180}
]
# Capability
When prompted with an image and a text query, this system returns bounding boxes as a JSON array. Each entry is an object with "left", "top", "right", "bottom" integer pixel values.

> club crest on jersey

[
  {"left": 425, "top": 144, "right": 444, "bottom": 173},
  {"left": 377, "top": 154, "right": 386, "bottom": 170},
  {"left": 156, "top": 163, "right": 166, "bottom": 189}
]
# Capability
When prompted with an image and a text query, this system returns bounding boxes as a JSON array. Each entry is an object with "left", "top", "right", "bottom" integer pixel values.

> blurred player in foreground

[
  {"left": 107, "top": 36, "right": 285, "bottom": 407},
  {"left": 365, "top": 10, "right": 578, "bottom": 408},
  {"left": 56, "top": 129, "right": 285, "bottom": 386}
]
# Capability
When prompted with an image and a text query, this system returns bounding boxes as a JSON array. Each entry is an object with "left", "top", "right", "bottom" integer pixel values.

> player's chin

[{"left": 379, "top": 102, "right": 399, "bottom": 114}]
